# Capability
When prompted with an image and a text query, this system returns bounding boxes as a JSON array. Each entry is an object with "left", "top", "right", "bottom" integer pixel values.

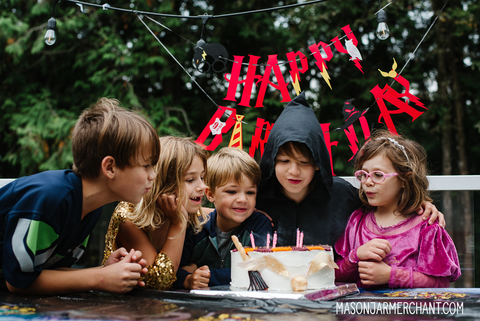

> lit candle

[
  {"left": 250, "top": 231, "right": 256, "bottom": 249},
  {"left": 273, "top": 231, "right": 277, "bottom": 248},
  {"left": 266, "top": 232, "right": 271, "bottom": 249}
]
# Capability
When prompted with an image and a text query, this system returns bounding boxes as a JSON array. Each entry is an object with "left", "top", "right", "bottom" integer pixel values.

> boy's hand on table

[
  {"left": 184, "top": 265, "right": 210, "bottom": 289},
  {"left": 101, "top": 249, "right": 147, "bottom": 293},
  {"left": 104, "top": 247, "right": 129, "bottom": 266},
  {"left": 105, "top": 247, "right": 147, "bottom": 269}
]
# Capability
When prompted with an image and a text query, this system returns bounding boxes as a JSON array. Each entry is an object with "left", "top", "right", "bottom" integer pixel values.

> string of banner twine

[{"left": 66, "top": 0, "right": 449, "bottom": 135}]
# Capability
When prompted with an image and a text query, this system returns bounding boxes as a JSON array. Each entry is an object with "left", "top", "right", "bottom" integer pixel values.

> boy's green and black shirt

[{"left": 0, "top": 170, "right": 102, "bottom": 289}]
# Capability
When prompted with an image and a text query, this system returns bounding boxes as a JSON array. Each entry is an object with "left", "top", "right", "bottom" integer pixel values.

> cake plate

[{"left": 191, "top": 283, "right": 359, "bottom": 301}]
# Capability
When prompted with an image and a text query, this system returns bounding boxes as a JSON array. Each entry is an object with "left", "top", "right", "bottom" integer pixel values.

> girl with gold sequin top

[{"left": 103, "top": 136, "right": 209, "bottom": 290}]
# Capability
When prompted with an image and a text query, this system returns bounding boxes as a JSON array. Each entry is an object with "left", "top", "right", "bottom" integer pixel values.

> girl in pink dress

[{"left": 335, "top": 130, "right": 460, "bottom": 288}]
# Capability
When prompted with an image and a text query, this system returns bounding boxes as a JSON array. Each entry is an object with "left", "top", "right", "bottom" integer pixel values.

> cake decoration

[
  {"left": 238, "top": 249, "right": 338, "bottom": 291},
  {"left": 231, "top": 235, "right": 268, "bottom": 291},
  {"left": 231, "top": 230, "right": 338, "bottom": 292}
]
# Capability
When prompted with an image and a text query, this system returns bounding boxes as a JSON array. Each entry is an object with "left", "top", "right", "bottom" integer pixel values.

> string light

[
  {"left": 376, "top": 0, "right": 390, "bottom": 40},
  {"left": 44, "top": 18, "right": 56, "bottom": 45},
  {"left": 44, "top": 0, "right": 60, "bottom": 45}
]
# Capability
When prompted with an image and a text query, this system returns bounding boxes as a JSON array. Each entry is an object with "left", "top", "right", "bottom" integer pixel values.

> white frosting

[{"left": 230, "top": 248, "right": 335, "bottom": 292}]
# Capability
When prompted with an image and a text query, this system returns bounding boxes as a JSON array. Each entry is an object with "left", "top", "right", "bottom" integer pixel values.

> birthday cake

[{"left": 230, "top": 245, "right": 337, "bottom": 292}]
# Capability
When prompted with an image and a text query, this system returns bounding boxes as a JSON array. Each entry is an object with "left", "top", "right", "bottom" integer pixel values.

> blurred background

[{"left": 0, "top": 0, "right": 479, "bottom": 287}]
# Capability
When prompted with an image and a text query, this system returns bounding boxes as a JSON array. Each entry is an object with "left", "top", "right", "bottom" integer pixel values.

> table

[{"left": 1, "top": 287, "right": 479, "bottom": 320}]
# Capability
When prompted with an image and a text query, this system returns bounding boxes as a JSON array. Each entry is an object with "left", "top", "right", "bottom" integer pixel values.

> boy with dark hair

[{"left": 0, "top": 98, "right": 160, "bottom": 295}]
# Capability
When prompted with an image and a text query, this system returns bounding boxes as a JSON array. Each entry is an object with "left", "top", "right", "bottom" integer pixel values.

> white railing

[
  {"left": 342, "top": 175, "right": 480, "bottom": 191},
  {"left": 0, "top": 179, "right": 15, "bottom": 188},
  {"left": 2, "top": 175, "right": 480, "bottom": 190}
]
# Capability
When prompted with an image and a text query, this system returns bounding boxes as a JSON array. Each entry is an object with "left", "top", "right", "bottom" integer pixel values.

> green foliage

[{"left": 0, "top": 0, "right": 478, "bottom": 178}]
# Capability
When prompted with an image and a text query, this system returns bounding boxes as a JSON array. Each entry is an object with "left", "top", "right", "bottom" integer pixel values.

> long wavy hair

[
  {"left": 354, "top": 129, "right": 432, "bottom": 215},
  {"left": 126, "top": 136, "right": 209, "bottom": 234}
]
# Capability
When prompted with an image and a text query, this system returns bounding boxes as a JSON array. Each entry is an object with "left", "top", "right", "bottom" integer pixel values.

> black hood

[{"left": 259, "top": 92, "right": 334, "bottom": 196}]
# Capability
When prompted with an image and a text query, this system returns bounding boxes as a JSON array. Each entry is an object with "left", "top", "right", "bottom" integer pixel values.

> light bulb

[
  {"left": 44, "top": 29, "right": 56, "bottom": 45},
  {"left": 44, "top": 17, "right": 57, "bottom": 46},
  {"left": 376, "top": 9, "right": 390, "bottom": 41},
  {"left": 376, "top": 22, "right": 390, "bottom": 40}
]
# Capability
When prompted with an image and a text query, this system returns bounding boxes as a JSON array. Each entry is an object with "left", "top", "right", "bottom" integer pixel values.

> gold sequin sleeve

[
  {"left": 102, "top": 202, "right": 132, "bottom": 266},
  {"left": 102, "top": 201, "right": 177, "bottom": 290},
  {"left": 140, "top": 251, "right": 176, "bottom": 290}
]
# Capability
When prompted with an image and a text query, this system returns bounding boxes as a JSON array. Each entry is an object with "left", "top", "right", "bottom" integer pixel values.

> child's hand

[
  {"left": 157, "top": 194, "right": 188, "bottom": 226},
  {"left": 356, "top": 239, "right": 391, "bottom": 261},
  {"left": 100, "top": 249, "right": 148, "bottom": 293},
  {"left": 358, "top": 261, "right": 392, "bottom": 286},
  {"left": 104, "top": 247, "right": 145, "bottom": 267},
  {"left": 417, "top": 201, "right": 445, "bottom": 228},
  {"left": 184, "top": 265, "right": 210, "bottom": 289}
]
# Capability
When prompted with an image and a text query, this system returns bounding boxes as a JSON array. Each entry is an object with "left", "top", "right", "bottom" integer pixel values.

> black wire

[
  {"left": 52, "top": 0, "right": 60, "bottom": 17},
  {"left": 144, "top": 15, "right": 197, "bottom": 47},
  {"left": 365, "top": 0, "right": 450, "bottom": 111},
  {"left": 64, "top": 0, "right": 328, "bottom": 20}
]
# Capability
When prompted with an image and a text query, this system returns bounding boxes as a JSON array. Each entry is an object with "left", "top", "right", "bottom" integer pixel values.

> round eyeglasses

[{"left": 355, "top": 170, "right": 399, "bottom": 184}]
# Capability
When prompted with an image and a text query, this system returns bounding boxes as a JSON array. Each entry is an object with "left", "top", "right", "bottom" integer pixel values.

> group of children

[{"left": 0, "top": 93, "right": 460, "bottom": 295}]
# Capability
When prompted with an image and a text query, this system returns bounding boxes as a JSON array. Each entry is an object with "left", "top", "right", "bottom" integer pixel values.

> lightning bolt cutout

[
  {"left": 319, "top": 63, "right": 332, "bottom": 90},
  {"left": 292, "top": 74, "right": 302, "bottom": 96}
]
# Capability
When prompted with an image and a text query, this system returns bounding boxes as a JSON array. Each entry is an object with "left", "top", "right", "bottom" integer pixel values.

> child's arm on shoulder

[
  {"left": 416, "top": 201, "right": 446, "bottom": 228},
  {"left": 7, "top": 249, "right": 147, "bottom": 295}
]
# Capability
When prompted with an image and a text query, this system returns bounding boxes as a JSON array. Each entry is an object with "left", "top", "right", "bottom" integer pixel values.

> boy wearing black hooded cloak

[{"left": 256, "top": 92, "right": 361, "bottom": 247}]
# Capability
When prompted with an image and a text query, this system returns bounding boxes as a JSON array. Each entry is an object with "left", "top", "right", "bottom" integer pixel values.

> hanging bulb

[
  {"left": 44, "top": 17, "right": 57, "bottom": 45},
  {"left": 376, "top": 9, "right": 390, "bottom": 40}
]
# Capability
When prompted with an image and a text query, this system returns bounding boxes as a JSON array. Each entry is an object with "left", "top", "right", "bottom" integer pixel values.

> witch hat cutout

[{"left": 334, "top": 98, "right": 369, "bottom": 131}]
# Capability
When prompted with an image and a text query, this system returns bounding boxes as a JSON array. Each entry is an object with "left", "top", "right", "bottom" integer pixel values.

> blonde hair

[
  {"left": 72, "top": 98, "right": 160, "bottom": 178},
  {"left": 206, "top": 147, "right": 261, "bottom": 193},
  {"left": 355, "top": 129, "right": 432, "bottom": 215},
  {"left": 126, "top": 136, "right": 209, "bottom": 234}
]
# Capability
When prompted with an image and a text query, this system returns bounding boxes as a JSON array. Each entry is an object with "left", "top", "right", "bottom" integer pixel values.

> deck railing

[{"left": 3, "top": 175, "right": 480, "bottom": 190}]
